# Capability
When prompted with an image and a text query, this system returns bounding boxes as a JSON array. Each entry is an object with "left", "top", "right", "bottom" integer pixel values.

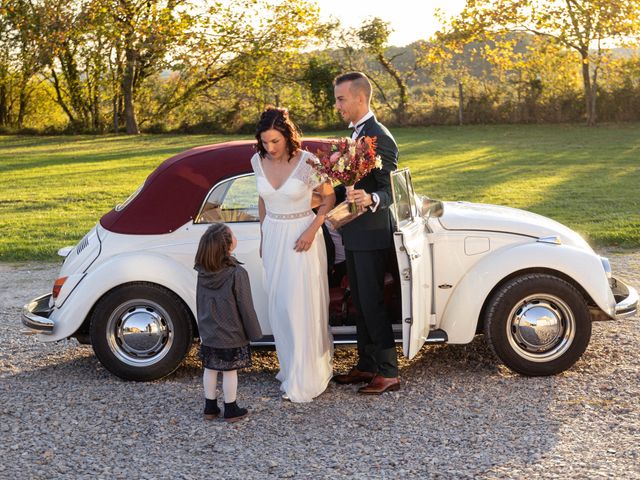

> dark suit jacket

[{"left": 335, "top": 115, "right": 398, "bottom": 251}]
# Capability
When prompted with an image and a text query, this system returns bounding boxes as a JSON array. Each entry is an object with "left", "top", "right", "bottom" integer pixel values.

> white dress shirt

[{"left": 349, "top": 111, "right": 375, "bottom": 140}]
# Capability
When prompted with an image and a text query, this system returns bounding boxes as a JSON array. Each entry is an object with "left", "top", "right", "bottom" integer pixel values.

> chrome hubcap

[
  {"left": 507, "top": 294, "right": 575, "bottom": 362},
  {"left": 106, "top": 299, "right": 174, "bottom": 367}
]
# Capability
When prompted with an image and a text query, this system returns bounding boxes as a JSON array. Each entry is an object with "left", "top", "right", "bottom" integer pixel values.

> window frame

[{"left": 194, "top": 173, "right": 260, "bottom": 224}]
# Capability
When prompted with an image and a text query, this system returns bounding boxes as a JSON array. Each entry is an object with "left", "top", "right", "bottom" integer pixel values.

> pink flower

[{"left": 312, "top": 136, "right": 382, "bottom": 187}]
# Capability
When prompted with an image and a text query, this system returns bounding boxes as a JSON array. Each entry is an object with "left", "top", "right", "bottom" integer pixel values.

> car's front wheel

[
  {"left": 484, "top": 273, "right": 591, "bottom": 376},
  {"left": 90, "top": 283, "right": 193, "bottom": 381}
]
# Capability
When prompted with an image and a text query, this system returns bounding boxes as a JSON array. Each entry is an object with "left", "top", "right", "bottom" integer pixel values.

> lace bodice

[{"left": 251, "top": 151, "right": 323, "bottom": 216}]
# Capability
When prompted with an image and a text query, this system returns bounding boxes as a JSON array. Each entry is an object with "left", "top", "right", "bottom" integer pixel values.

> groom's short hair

[{"left": 334, "top": 72, "right": 372, "bottom": 103}]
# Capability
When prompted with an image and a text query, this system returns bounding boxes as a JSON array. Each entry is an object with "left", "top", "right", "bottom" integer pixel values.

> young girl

[{"left": 194, "top": 223, "right": 263, "bottom": 422}]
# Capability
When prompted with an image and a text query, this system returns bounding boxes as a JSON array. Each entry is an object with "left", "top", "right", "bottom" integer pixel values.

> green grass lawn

[{"left": 1, "top": 123, "right": 639, "bottom": 261}]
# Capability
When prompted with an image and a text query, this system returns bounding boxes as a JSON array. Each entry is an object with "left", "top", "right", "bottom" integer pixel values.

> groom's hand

[{"left": 348, "top": 188, "right": 373, "bottom": 208}]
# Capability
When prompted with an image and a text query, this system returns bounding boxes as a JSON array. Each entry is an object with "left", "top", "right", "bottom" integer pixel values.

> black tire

[
  {"left": 90, "top": 282, "right": 193, "bottom": 381},
  {"left": 483, "top": 273, "right": 591, "bottom": 376}
]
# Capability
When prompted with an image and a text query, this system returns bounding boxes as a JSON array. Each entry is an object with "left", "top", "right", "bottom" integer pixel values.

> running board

[
  {"left": 251, "top": 329, "right": 448, "bottom": 347},
  {"left": 424, "top": 329, "right": 447, "bottom": 343}
]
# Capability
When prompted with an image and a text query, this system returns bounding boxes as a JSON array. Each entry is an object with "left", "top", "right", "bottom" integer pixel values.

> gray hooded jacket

[{"left": 195, "top": 259, "right": 263, "bottom": 348}]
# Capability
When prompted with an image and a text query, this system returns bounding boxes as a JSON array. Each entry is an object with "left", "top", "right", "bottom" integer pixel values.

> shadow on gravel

[
  {"left": 376, "top": 336, "right": 564, "bottom": 475},
  {"left": 9, "top": 335, "right": 565, "bottom": 476}
]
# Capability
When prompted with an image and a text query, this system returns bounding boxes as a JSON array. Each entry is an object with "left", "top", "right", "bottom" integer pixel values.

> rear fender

[{"left": 38, "top": 253, "right": 196, "bottom": 342}]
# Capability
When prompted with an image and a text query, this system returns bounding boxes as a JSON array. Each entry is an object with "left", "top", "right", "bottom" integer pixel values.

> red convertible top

[{"left": 100, "top": 139, "right": 330, "bottom": 235}]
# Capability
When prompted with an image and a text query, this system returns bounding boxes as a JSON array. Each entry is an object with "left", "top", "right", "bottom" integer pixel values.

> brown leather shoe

[
  {"left": 333, "top": 367, "right": 376, "bottom": 385},
  {"left": 358, "top": 375, "right": 400, "bottom": 395}
]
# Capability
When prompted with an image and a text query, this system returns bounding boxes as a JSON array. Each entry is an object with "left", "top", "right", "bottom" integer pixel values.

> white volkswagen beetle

[{"left": 22, "top": 140, "right": 638, "bottom": 381}]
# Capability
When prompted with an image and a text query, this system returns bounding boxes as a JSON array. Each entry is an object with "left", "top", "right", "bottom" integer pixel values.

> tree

[
  {"left": 417, "top": 36, "right": 484, "bottom": 125},
  {"left": 0, "top": 0, "right": 47, "bottom": 129},
  {"left": 301, "top": 56, "right": 340, "bottom": 124},
  {"left": 27, "top": 0, "right": 112, "bottom": 131},
  {"left": 357, "top": 17, "right": 410, "bottom": 123},
  {"left": 139, "top": 0, "right": 328, "bottom": 130},
  {"left": 436, "top": 0, "right": 640, "bottom": 125},
  {"left": 102, "top": 0, "right": 194, "bottom": 134}
]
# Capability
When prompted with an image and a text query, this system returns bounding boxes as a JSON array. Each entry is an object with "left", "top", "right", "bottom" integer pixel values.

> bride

[{"left": 251, "top": 107, "right": 335, "bottom": 402}]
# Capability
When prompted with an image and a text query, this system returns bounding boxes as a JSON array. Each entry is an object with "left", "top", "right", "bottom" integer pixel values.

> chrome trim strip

[
  {"left": 252, "top": 327, "right": 448, "bottom": 346},
  {"left": 537, "top": 236, "right": 562, "bottom": 245},
  {"left": 21, "top": 294, "right": 55, "bottom": 333}
]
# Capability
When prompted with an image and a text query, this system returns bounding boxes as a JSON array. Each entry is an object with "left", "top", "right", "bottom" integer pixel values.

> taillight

[{"left": 52, "top": 277, "right": 68, "bottom": 299}]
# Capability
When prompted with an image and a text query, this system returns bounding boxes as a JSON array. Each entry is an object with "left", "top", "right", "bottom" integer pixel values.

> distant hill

[{"left": 313, "top": 35, "right": 639, "bottom": 88}]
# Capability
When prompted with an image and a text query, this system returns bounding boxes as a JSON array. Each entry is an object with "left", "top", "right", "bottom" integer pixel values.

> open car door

[{"left": 391, "top": 169, "right": 433, "bottom": 359}]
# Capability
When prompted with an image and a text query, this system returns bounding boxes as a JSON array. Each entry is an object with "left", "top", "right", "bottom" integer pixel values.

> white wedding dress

[{"left": 251, "top": 151, "right": 333, "bottom": 403}]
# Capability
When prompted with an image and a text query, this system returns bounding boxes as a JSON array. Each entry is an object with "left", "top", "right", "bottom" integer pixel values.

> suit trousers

[{"left": 346, "top": 248, "right": 398, "bottom": 378}]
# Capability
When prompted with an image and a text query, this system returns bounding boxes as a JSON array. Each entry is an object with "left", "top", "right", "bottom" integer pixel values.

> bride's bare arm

[
  {"left": 258, "top": 196, "right": 265, "bottom": 257},
  {"left": 294, "top": 182, "right": 336, "bottom": 252}
]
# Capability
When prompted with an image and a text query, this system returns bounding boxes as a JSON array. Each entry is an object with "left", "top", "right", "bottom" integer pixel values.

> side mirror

[{"left": 420, "top": 196, "right": 444, "bottom": 219}]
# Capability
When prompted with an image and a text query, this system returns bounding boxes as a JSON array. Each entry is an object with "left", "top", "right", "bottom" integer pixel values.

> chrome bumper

[
  {"left": 22, "top": 294, "right": 55, "bottom": 333},
  {"left": 612, "top": 277, "right": 638, "bottom": 319}
]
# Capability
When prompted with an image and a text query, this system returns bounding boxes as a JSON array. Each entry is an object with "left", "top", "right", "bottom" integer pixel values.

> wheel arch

[
  {"left": 475, "top": 267, "right": 596, "bottom": 335},
  {"left": 438, "top": 243, "right": 614, "bottom": 344},
  {"left": 45, "top": 252, "right": 199, "bottom": 342},
  {"left": 75, "top": 280, "right": 199, "bottom": 344}
]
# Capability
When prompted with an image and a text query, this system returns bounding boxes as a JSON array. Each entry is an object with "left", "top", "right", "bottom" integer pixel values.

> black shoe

[
  {"left": 203, "top": 398, "right": 220, "bottom": 420},
  {"left": 224, "top": 401, "right": 249, "bottom": 423}
]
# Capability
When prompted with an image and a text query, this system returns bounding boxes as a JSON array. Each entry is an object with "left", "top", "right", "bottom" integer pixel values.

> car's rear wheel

[
  {"left": 90, "top": 283, "right": 193, "bottom": 381},
  {"left": 484, "top": 273, "right": 591, "bottom": 376}
]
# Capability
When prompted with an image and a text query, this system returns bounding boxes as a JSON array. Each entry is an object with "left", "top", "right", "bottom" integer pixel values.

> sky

[{"left": 316, "top": 0, "right": 467, "bottom": 47}]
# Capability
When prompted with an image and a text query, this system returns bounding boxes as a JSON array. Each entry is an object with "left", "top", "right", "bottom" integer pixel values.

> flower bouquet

[{"left": 310, "top": 136, "right": 382, "bottom": 228}]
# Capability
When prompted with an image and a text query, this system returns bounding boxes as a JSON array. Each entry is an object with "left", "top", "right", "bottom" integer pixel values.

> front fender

[
  {"left": 38, "top": 252, "right": 196, "bottom": 342},
  {"left": 439, "top": 242, "right": 614, "bottom": 344}
]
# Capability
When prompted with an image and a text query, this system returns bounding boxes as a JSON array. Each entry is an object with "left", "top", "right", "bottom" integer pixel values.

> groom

[{"left": 332, "top": 72, "right": 400, "bottom": 394}]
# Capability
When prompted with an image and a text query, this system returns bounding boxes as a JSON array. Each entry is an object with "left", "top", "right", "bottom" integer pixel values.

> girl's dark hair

[
  {"left": 195, "top": 223, "right": 235, "bottom": 272},
  {"left": 254, "top": 106, "right": 301, "bottom": 161}
]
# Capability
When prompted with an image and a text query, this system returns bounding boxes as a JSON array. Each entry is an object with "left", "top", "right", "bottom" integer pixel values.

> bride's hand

[{"left": 294, "top": 228, "right": 316, "bottom": 252}]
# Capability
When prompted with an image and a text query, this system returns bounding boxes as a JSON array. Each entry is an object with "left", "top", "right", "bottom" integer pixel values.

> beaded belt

[{"left": 266, "top": 210, "right": 313, "bottom": 220}]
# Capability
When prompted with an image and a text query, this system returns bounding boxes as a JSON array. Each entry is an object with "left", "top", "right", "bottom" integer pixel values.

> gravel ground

[{"left": 1, "top": 251, "right": 639, "bottom": 479}]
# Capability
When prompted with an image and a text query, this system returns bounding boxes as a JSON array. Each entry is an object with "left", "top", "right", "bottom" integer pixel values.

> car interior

[{"left": 195, "top": 173, "right": 403, "bottom": 329}]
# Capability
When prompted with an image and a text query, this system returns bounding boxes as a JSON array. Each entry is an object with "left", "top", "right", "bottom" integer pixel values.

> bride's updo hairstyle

[{"left": 255, "top": 106, "right": 302, "bottom": 161}]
